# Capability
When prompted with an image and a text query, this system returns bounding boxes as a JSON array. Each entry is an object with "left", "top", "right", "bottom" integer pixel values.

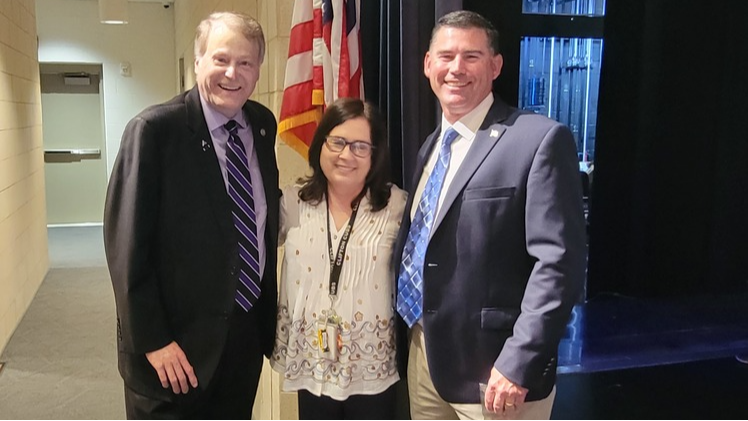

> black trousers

[
  {"left": 124, "top": 306, "right": 264, "bottom": 419},
  {"left": 297, "top": 384, "right": 397, "bottom": 420}
]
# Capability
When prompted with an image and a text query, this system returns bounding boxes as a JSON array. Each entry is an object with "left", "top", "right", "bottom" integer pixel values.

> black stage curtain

[
  {"left": 361, "top": 0, "right": 462, "bottom": 189},
  {"left": 588, "top": 1, "right": 748, "bottom": 298}
]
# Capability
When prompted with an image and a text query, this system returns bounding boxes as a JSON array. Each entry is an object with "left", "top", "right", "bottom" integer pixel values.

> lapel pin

[
  {"left": 490, "top": 129, "right": 499, "bottom": 138},
  {"left": 201, "top": 140, "right": 211, "bottom": 151},
  {"left": 260, "top": 128, "right": 266, "bottom": 137}
]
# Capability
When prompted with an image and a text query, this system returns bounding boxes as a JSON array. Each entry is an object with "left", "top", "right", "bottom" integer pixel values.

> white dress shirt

[{"left": 409, "top": 93, "right": 495, "bottom": 226}]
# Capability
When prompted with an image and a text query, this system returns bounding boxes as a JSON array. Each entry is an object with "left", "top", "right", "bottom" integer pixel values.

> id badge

[{"left": 316, "top": 320, "right": 339, "bottom": 360}]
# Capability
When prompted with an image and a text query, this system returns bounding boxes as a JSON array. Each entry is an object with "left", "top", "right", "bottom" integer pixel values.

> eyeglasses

[{"left": 324, "top": 136, "right": 375, "bottom": 158}]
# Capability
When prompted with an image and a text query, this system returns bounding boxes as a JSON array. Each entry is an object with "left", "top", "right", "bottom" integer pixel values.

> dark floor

[
  {"left": 552, "top": 292, "right": 748, "bottom": 419},
  {"left": 553, "top": 356, "right": 748, "bottom": 419},
  {"left": 394, "top": 356, "right": 748, "bottom": 419}
]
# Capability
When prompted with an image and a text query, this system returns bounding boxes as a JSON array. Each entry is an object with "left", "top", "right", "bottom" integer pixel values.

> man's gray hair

[{"left": 194, "top": 12, "right": 266, "bottom": 63}]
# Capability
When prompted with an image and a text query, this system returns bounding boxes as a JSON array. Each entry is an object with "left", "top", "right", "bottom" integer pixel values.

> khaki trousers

[{"left": 407, "top": 324, "right": 555, "bottom": 420}]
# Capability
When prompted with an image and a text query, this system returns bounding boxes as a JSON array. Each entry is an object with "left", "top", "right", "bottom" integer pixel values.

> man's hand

[
  {"left": 145, "top": 341, "right": 199, "bottom": 394},
  {"left": 484, "top": 367, "right": 528, "bottom": 415}
]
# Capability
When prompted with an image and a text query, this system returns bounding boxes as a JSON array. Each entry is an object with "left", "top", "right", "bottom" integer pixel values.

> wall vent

[{"left": 63, "top": 73, "right": 91, "bottom": 86}]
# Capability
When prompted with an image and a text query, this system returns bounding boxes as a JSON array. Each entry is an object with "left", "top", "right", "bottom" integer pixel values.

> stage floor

[{"left": 558, "top": 292, "right": 748, "bottom": 373}]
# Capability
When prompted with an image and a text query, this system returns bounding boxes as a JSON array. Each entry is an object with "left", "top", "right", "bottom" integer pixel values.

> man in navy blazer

[
  {"left": 104, "top": 12, "right": 278, "bottom": 419},
  {"left": 395, "top": 10, "right": 586, "bottom": 419}
]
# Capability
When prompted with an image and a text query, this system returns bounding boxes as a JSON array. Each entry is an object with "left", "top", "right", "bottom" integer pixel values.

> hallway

[{"left": 0, "top": 226, "right": 122, "bottom": 419}]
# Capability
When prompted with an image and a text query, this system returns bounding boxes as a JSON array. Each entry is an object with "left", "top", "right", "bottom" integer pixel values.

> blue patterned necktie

[
  {"left": 225, "top": 120, "right": 262, "bottom": 312},
  {"left": 397, "top": 128, "right": 459, "bottom": 327}
]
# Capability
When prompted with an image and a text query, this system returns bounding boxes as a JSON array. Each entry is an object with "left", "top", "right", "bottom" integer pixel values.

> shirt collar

[
  {"left": 440, "top": 92, "right": 495, "bottom": 141},
  {"left": 199, "top": 94, "right": 246, "bottom": 133}
]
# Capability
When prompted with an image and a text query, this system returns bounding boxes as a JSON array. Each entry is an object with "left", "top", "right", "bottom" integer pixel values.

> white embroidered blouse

[{"left": 271, "top": 184, "right": 407, "bottom": 400}]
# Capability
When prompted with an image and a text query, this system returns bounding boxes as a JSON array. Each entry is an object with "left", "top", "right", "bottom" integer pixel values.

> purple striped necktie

[{"left": 225, "top": 120, "right": 262, "bottom": 312}]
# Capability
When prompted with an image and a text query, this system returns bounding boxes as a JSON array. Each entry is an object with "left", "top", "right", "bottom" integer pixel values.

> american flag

[{"left": 278, "top": 0, "right": 364, "bottom": 158}]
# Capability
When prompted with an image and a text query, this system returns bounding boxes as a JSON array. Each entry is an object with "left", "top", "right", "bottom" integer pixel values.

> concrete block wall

[{"left": 0, "top": 0, "right": 49, "bottom": 356}]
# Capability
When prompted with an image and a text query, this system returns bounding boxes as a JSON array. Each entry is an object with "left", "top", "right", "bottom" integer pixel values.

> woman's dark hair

[{"left": 298, "top": 97, "right": 392, "bottom": 212}]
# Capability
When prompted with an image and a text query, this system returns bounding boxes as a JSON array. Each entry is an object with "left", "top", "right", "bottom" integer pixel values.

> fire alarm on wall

[{"left": 120, "top": 62, "right": 132, "bottom": 77}]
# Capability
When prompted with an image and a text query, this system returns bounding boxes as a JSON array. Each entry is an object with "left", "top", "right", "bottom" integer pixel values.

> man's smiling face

[
  {"left": 195, "top": 23, "right": 261, "bottom": 118},
  {"left": 424, "top": 26, "right": 503, "bottom": 123}
]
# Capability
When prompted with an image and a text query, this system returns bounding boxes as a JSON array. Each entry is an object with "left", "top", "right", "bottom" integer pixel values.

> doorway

[{"left": 40, "top": 63, "right": 107, "bottom": 225}]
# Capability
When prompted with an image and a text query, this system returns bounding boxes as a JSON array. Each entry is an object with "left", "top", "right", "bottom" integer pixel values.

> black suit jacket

[
  {"left": 395, "top": 98, "right": 586, "bottom": 403},
  {"left": 103, "top": 87, "right": 279, "bottom": 401}
]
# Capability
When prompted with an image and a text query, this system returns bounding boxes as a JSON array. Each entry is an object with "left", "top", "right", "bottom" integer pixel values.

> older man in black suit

[{"left": 104, "top": 12, "right": 278, "bottom": 419}]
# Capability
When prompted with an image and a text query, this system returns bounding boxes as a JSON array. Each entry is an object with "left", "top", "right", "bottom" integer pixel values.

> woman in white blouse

[{"left": 271, "top": 98, "right": 406, "bottom": 419}]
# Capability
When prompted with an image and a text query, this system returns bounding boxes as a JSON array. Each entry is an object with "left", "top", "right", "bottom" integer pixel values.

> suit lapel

[
  {"left": 404, "top": 129, "right": 441, "bottom": 224},
  {"left": 431, "top": 100, "right": 510, "bottom": 231},
  {"left": 243, "top": 103, "right": 273, "bottom": 193},
  {"left": 394, "top": 129, "right": 440, "bottom": 255},
  {"left": 243, "top": 102, "right": 278, "bottom": 249},
  {"left": 186, "top": 88, "right": 235, "bottom": 240}
]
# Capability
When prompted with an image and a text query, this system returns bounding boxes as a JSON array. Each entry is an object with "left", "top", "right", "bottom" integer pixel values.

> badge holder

[{"left": 317, "top": 311, "right": 342, "bottom": 360}]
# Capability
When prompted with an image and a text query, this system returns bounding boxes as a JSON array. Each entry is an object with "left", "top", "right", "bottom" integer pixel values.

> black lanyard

[{"left": 326, "top": 197, "right": 361, "bottom": 297}]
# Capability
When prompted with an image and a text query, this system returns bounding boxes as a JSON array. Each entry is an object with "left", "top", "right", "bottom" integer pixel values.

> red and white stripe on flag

[{"left": 278, "top": 0, "right": 364, "bottom": 159}]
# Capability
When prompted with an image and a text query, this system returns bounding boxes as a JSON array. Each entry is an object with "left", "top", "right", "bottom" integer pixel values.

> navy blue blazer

[{"left": 395, "top": 98, "right": 586, "bottom": 403}]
